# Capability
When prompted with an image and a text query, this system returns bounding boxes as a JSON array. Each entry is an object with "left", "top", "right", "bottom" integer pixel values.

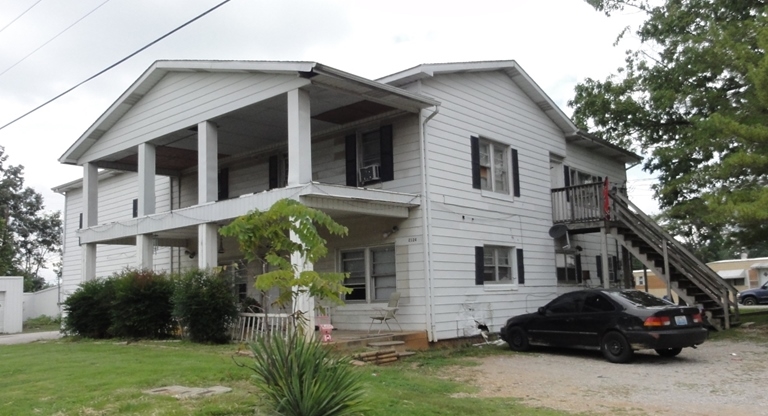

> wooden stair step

[
  {"left": 368, "top": 340, "right": 406, "bottom": 352},
  {"left": 397, "top": 351, "right": 417, "bottom": 358}
]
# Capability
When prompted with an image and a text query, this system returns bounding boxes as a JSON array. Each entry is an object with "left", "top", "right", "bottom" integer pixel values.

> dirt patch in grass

[{"left": 436, "top": 340, "right": 767, "bottom": 415}]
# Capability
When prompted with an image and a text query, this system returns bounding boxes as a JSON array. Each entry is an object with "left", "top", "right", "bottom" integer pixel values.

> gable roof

[
  {"left": 59, "top": 60, "right": 440, "bottom": 165},
  {"left": 378, "top": 60, "right": 642, "bottom": 164}
]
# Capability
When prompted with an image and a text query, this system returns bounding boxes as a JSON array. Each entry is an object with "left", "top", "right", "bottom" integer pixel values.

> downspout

[{"left": 420, "top": 105, "right": 439, "bottom": 342}]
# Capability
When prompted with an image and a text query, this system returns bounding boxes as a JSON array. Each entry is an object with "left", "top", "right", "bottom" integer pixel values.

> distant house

[
  {"left": 53, "top": 59, "right": 741, "bottom": 340},
  {"left": 635, "top": 256, "right": 768, "bottom": 300}
]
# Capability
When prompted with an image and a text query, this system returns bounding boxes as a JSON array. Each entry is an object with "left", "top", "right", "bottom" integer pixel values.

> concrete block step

[{"left": 397, "top": 351, "right": 417, "bottom": 358}]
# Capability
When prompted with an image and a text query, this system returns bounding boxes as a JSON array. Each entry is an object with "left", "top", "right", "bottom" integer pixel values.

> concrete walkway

[{"left": 0, "top": 331, "right": 62, "bottom": 345}]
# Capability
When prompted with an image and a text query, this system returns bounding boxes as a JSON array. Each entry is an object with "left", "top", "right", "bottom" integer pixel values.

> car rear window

[{"left": 609, "top": 290, "right": 670, "bottom": 307}]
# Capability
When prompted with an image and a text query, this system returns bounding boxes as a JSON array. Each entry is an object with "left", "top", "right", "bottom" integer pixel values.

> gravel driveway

[{"left": 440, "top": 340, "right": 768, "bottom": 415}]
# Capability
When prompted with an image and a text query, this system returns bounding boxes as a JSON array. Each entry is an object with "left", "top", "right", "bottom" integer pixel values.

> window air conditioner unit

[{"left": 359, "top": 164, "right": 381, "bottom": 183}]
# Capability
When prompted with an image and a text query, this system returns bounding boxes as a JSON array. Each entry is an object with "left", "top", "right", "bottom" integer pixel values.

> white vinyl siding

[{"left": 395, "top": 70, "right": 566, "bottom": 339}]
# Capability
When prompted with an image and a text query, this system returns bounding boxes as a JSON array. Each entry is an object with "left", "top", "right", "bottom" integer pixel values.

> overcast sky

[{"left": 0, "top": 0, "right": 656, "bottom": 218}]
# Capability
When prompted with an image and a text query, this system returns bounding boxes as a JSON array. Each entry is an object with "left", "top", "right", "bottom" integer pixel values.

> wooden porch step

[{"left": 368, "top": 340, "right": 406, "bottom": 352}]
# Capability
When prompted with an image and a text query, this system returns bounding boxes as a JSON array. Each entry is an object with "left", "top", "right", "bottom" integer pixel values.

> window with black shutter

[
  {"left": 345, "top": 125, "right": 394, "bottom": 186},
  {"left": 470, "top": 136, "right": 519, "bottom": 196}
]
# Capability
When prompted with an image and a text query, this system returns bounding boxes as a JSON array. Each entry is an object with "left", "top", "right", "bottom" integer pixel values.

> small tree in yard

[
  {"left": 219, "top": 198, "right": 351, "bottom": 325},
  {"left": 221, "top": 199, "right": 366, "bottom": 416}
]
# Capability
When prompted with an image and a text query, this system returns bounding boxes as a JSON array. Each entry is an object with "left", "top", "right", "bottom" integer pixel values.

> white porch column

[
  {"left": 137, "top": 235, "right": 154, "bottom": 270},
  {"left": 198, "top": 121, "right": 218, "bottom": 204},
  {"left": 290, "top": 229, "right": 315, "bottom": 337},
  {"left": 287, "top": 88, "right": 312, "bottom": 186},
  {"left": 81, "top": 163, "right": 98, "bottom": 281},
  {"left": 198, "top": 223, "right": 218, "bottom": 269},
  {"left": 137, "top": 143, "right": 156, "bottom": 269},
  {"left": 138, "top": 143, "right": 156, "bottom": 216}
]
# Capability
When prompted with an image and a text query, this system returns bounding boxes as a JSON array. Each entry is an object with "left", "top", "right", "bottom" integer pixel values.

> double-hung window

[
  {"left": 341, "top": 245, "right": 396, "bottom": 302},
  {"left": 475, "top": 245, "right": 525, "bottom": 286},
  {"left": 471, "top": 136, "right": 520, "bottom": 196},
  {"left": 483, "top": 246, "right": 513, "bottom": 282},
  {"left": 479, "top": 140, "right": 508, "bottom": 193}
]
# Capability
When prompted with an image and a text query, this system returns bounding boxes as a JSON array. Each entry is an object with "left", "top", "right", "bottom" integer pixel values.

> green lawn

[{"left": 0, "top": 339, "right": 567, "bottom": 416}]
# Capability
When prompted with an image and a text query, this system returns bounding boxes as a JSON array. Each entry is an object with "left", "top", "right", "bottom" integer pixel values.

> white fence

[
  {"left": 23, "top": 286, "right": 60, "bottom": 321},
  {"left": 231, "top": 313, "right": 293, "bottom": 342}
]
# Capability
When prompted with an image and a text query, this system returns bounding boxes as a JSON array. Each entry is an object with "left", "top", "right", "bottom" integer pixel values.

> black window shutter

[
  {"left": 268, "top": 155, "right": 278, "bottom": 190},
  {"left": 79, "top": 213, "right": 83, "bottom": 229},
  {"left": 511, "top": 148, "right": 520, "bottom": 197},
  {"left": 517, "top": 248, "right": 525, "bottom": 284},
  {"left": 596, "top": 255, "right": 603, "bottom": 284},
  {"left": 379, "top": 125, "right": 394, "bottom": 182},
  {"left": 132, "top": 199, "right": 138, "bottom": 218},
  {"left": 345, "top": 134, "right": 357, "bottom": 186},
  {"left": 612, "top": 255, "right": 619, "bottom": 282},
  {"left": 563, "top": 165, "right": 571, "bottom": 202},
  {"left": 218, "top": 168, "right": 229, "bottom": 200},
  {"left": 470, "top": 136, "right": 481, "bottom": 189},
  {"left": 475, "top": 246, "right": 485, "bottom": 285}
]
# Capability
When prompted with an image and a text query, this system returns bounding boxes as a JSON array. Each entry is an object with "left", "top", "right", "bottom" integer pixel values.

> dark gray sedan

[{"left": 500, "top": 289, "right": 708, "bottom": 363}]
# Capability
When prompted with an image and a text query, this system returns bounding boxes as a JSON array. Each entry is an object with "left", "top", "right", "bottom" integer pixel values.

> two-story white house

[{"left": 54, "top": 59, "right": 663, "bottom": 342}]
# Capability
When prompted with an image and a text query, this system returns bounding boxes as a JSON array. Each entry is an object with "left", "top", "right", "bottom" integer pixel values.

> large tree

[
  {"left": 570, "top": 0, "right": 768, "bottom": 249},
  {"left": 0, "top": 146, "right": 62, "bottom": 291}
]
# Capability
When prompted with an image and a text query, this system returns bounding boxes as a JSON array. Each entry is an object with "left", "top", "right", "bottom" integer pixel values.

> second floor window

[
  {"left": 479, "top": 139, "right": 508, "bottom": 193},
  {"left": 471, "top": 136, "right": 520, "bottom": 196}
]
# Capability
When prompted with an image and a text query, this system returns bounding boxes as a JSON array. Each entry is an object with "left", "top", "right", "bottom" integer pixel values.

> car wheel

[
  {"left": 655, "top": 347, "right": 683, "bottom": 357},
  {"left": 601, "top": 331, "right": 633, "bottom": 363},
  {"left": 743, "top": 297, "right": 757, "bottom": 306},
  {"left": 506, "top": 326, "right": 530, "bottom": 352}
]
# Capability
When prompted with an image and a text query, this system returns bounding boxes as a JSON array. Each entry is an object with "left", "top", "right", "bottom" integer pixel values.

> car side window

[
  {"left": 547, "top": 293, "right": 580, "bottom": 314},
  {"left": 583, "top": 293, "right": 615, "bottom": 313}
]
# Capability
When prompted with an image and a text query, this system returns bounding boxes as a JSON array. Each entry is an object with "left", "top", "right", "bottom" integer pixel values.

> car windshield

[{"left": 609, "top": 290, "right": 671, "bottom": 307}]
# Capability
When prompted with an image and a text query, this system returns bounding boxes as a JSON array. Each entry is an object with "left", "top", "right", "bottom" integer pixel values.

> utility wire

[
  {"left": 0, "top": 0, "right": 232, "bottom": 132},
  {"left": 0, "top": 0, "right": 44, "bottom": 35},
  {"left": 0, "top": 0, "right": 113, "bottom": 78}
]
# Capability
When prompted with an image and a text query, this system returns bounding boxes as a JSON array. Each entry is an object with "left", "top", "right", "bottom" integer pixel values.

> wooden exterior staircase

[{"left": 551, "top": 181, "right": 740, "bottom": 329}]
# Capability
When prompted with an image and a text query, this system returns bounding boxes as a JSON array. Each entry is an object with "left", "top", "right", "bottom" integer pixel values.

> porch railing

[
  {"left": 551, "top": 183, "right": 606, "bottom": 224},
  {"left": 232, "top": 313, "right": 293, "bottom": 342}
]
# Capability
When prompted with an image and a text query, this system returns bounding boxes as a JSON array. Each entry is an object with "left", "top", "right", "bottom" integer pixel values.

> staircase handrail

[{"left": 609, "top": 190, "right": 739, "bottom": 306}]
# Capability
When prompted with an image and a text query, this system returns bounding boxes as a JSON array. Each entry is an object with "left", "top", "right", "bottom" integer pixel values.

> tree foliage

[
  {"left": 571, "top": 0, "right": 768, "bottom": 250},
  {"left": 0, "top": 146, "right": 62, "bottom": 290},
  {"left": 219, "top": 199, "right": 350, "bottom": 316}
]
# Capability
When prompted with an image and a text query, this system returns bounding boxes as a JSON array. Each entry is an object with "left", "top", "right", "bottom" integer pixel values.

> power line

[
  {"left": 0, "top": 0, "right": 233, "bottom": 133},
  {"left": 0, "top": 0, "right": 114, "bottom": 78},
  {"left": 0, "top": 0, "right": 44, "bottom": 35}
]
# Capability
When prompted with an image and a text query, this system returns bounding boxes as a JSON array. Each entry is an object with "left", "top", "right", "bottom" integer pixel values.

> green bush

[
  {"left": 246, "top": 332, "right": 367, "bottom": 416},
  {"left": 172, "top": 269, "right": 239, "bottom": 344},
  {"left": 62, "top": 278, "right": 116, "bottom": 338},
  {"left": 110, "top": 269, "right": 175, "bottom": 339}
]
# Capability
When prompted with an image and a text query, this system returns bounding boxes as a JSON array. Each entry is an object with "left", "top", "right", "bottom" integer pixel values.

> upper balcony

[{"left": 60, "top": 61, "right": 439, "bottom": 246}]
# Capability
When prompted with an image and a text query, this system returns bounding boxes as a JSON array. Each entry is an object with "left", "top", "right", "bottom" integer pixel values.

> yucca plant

[{"left": 244, "top": 332, "right": 366, "bottom": 416}]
